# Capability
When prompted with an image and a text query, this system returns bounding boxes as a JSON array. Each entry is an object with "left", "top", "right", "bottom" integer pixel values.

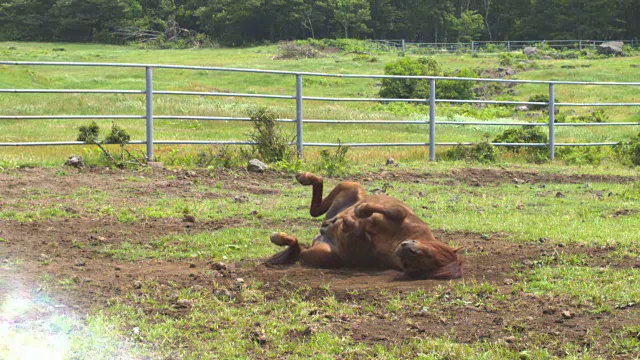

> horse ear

[{"left": 452, "top": 246, "right": 464, "bottom": 253}]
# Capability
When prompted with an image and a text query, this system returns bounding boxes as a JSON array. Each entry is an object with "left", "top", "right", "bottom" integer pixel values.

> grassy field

[{"left": 1, "top": 42, "right": 639, "bottom": 167}]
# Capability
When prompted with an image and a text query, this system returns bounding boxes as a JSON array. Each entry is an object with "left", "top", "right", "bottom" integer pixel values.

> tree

[{"left": 330, "top": 0, "right": 370, "bottom": 38}]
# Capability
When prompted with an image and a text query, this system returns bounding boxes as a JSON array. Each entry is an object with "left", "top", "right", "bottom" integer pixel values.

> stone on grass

[{"left": 247, "top": 159, "right": 268, "bottom": 173}]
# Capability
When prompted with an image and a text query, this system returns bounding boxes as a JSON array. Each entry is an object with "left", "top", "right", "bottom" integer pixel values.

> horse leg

[
  {"left": 296, "top": 172, "right": 365, "bottom": 218},
  {"left": 265, "top": 232, "right": 302, "bottom": 265}
]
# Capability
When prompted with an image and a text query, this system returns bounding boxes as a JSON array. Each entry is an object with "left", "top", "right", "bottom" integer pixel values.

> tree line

[{"left": 1, "top": 0, "right": 638, "bottom": 46}]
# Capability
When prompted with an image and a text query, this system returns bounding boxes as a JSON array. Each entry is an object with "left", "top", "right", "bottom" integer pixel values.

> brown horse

[{"left": 266, "top": 172, "right": 463, "bottom": 279}]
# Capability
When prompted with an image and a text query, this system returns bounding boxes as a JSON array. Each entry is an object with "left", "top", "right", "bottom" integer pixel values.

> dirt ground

[{"left": 1, "top": 167, "right": 639, "bottom": 358}]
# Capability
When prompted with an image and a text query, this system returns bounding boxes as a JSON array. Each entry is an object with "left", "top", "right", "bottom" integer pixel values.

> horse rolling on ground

[{"left": 266, "top": 172, "right": 463, "bottom": 279}]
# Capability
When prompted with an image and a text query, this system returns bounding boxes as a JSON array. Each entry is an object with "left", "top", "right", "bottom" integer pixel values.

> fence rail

[
  {"left": 1, "top": 61, "right": 639, "bottom": 161},
  {"left": 367, "top": 39, "right": 637, "bottom": 55}
]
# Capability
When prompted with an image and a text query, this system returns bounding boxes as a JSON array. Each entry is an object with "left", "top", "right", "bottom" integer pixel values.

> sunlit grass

[{"left": 1, "top": 42, "right": 639, "bottom": 165}]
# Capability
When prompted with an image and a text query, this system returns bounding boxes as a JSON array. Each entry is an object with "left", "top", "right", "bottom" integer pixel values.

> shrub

[
  {"left": 246, "top": 107, "right": 296, "bottom": 163},
  {"left": 77, "top": 122, "right": 144, "bottom": 167},
  {"left": 379, "top": 57, "right": 442, "bottom": 99},
  {"left": 438, "top": 68, "right": 478, "bottom": 100},
  {"left": 614, "top": 133, "right": 640, "bottom": 166},
  {"left": 379, "top": 57, "right": 477, "bottom": 100},
  {"left": 557, "top": 146, "right": 611, "bottom": 166},
  {"left": 275, "top": 41, "right": 322, "bottom": 59},
  {"left": 443, "top": 137, "right": 496, "bottom": 163},
  {"left": 493, "top": 126, "right": 548, "bottom": 160},
  {"left": 528, "top": 94, "right": 550, "bottom": 111},
  {"left": 314, "top": 141, "right": 350, "bottom": 177},
  {"left": 499, "top": 52, "right": 526, "bottom": 67}
]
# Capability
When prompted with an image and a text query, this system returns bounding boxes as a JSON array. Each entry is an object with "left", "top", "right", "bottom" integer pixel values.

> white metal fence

[
  {"left": 1, "top": 61, "right": 639, "bottom": 161},
  {"left": 367, "top": 39, "right": 637, "bottom": 55}
]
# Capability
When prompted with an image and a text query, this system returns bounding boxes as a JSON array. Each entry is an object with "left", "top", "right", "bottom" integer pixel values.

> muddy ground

[{"left": 1, "top": 167, "right": 639, "bottom": 358}]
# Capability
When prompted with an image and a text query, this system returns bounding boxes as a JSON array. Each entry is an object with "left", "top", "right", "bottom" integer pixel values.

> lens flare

[{"left": 1, "top": 287, "right": 141, "bottom": 360}]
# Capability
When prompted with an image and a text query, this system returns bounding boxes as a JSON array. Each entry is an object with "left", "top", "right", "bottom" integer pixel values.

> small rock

[
  {"left": 75, "top": 259, "right": 86, "bottom": 267},
  {"left": 189, "top": 263, "right": 196, "bottom": 268},
  {"left": 523, "top": 46, "right": 538, "bottom": 57},
  {"left": 38, "top": 254, "right": 50, "bottom": 262},
  {"left": 539, "top": 237, "right": 548, "bottom": 243},
  {"left": 115, "top": 265, "right": 121, "bottom": 271},
  {"left": 385, "top": 157, "right": 395, "bottom": 166},
  {"left": 133, "top": 280, "right": 143, "bottom": 289},
  {"left": 561, "top": 310, "right": 573, "bottom": 319},
  {"left": 555, "top": 192, "right": 566, "bottom": 198},
  {"left": 183, "top": 214, "right": 196, "bottom": 223},
  {"left": 503, "top": 278, "right": 514, "bottom": 285},
  {"left": 515, "top": 105, "right": 529, "bottom": 112},
  {"left": 65, "top": 155, "right": 84, "bottom": 168},
  {"left": 235, "top": 278, "right": 245, "bottom": 285},
  {"left": 247, "top": 159, "right": 268, "bottom": 173}
]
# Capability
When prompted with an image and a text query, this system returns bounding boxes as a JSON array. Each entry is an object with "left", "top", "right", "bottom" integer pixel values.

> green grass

[{"left": 1, "top": 42, "right": 639, "bottom": 166}]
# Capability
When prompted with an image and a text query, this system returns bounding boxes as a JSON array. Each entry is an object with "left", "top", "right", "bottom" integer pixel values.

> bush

[
  {"left": 379, "top": 57, "right": 476, "bottom": 100},
  {"left": 614, "top": 133, "right": 640, "bottom": 166},
  {"left": 438, "top": 68, "right": 478, "bottom": 100},
  {"left": 379, "top": 57, "right": 442, "bottom": 99},
  {"left": 557, "top": 146, "right": 611, "bottom": 166},
  {"left": 528, "top": 94, "right": 551, "bottom": 111},
  {"left": 443, "top": 138, "right": 497, "bottom": 163},
  {"left": 276, "top": 41, "right": 322, "bottom": 59},
  {"left": 77, "top": 122, "right": 144, "bottom": 167},
  {"left": 493, "top": 126, "right": 548, "bottom": 160},
  {"left": 499, "top": 52, "right": 526, "bottom": 67},
  {"left": 314, "top": 141, "right": 350, "bottom": 177},
  {"left": 246, "top": 107, "right": 296, "bottom": 163}
]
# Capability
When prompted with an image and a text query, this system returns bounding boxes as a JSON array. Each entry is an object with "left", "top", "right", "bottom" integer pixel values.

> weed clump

[
  {"left": 614, "top": 133, "right": 640, "bottom": 166},
  {"left": 246, "top": 107, "right": 296, "bottom": 163},
  {"left": 314, "top": 141, "right": 350, "bottom": 177},
  {"left": 493, "top": 126, "right": 548, "bottom": 161},
  {"left": 276, "top": 41, "right": 322, "bottom": 60},
  {"left": 77, "top": 122, "right": 144, "bottom": 167},
  {"left": 443, "top": 137, "right": 497, "bottom": 163}
]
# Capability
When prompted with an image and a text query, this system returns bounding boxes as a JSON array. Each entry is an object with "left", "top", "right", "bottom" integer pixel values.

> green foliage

[
  {"left": 379, "top": 57, "right": 442, "bottom": 99},
  {"left": 493, "top": 126, "right": 548, "bottom": 160},
  {"left": 276, "top": 41, "right": 323, "bottom": 60},
  {"left": 379, "top": 57, "right": 476, "bottom": 101},
  {"left": 499, "top": 52, "right": 527, "bottom": 67},
  {"left": 104, "top": 123, "right": 131, "bottom": 146},
  {"left": 528, "top": 94, "right": 550, "bottom": 111},
  {"left": 614, "top": 133, "right": 640, "bottom": 166},
  {"left": 77, "top": 122, "right": 143, "bottom": 167},
  {"left": 77, "top": 122, "right": 101, "bottom": 143},
  {"left": 443, "top": 137, "right": 497, "bottom": 163},
  {"left": 556, "top": 109, "right": 609, "bottom": 123},
  {"left": 557, "top": 146, "right": 611, "bottom": 165},
  {"left": 438, "top": 68, "right": 478, "bottom": 100},
  {"left": 314, "top": 141, "right": 350, "bottom": 177},
  {"left": 246, "top": 107, "right": 296, "bottom": 163}
]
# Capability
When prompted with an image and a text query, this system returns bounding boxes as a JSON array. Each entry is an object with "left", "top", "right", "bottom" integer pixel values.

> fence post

[
  {"left": 471, "top": 41, "right": 475, "bottom": 55},
  {"left": 548, "top": 83, "right": 555, "bottom": 160},
  {"left": 429, "top": 79, "right": 436, "bottom": 161},
  {"left": 145, "top": 67, "right": 154, "bottom": 162},
  {"left": 402, "top": 39, "right": 405, "bottom": 54},
  {"left": 579, "top": 40, "right": 582, "bottom": 51},
  {"left": 296, "top": 74, "right": 304, "bottom": 158},
  {"left": 507, "top": 41, "right": 511, "bottom": 52}
]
